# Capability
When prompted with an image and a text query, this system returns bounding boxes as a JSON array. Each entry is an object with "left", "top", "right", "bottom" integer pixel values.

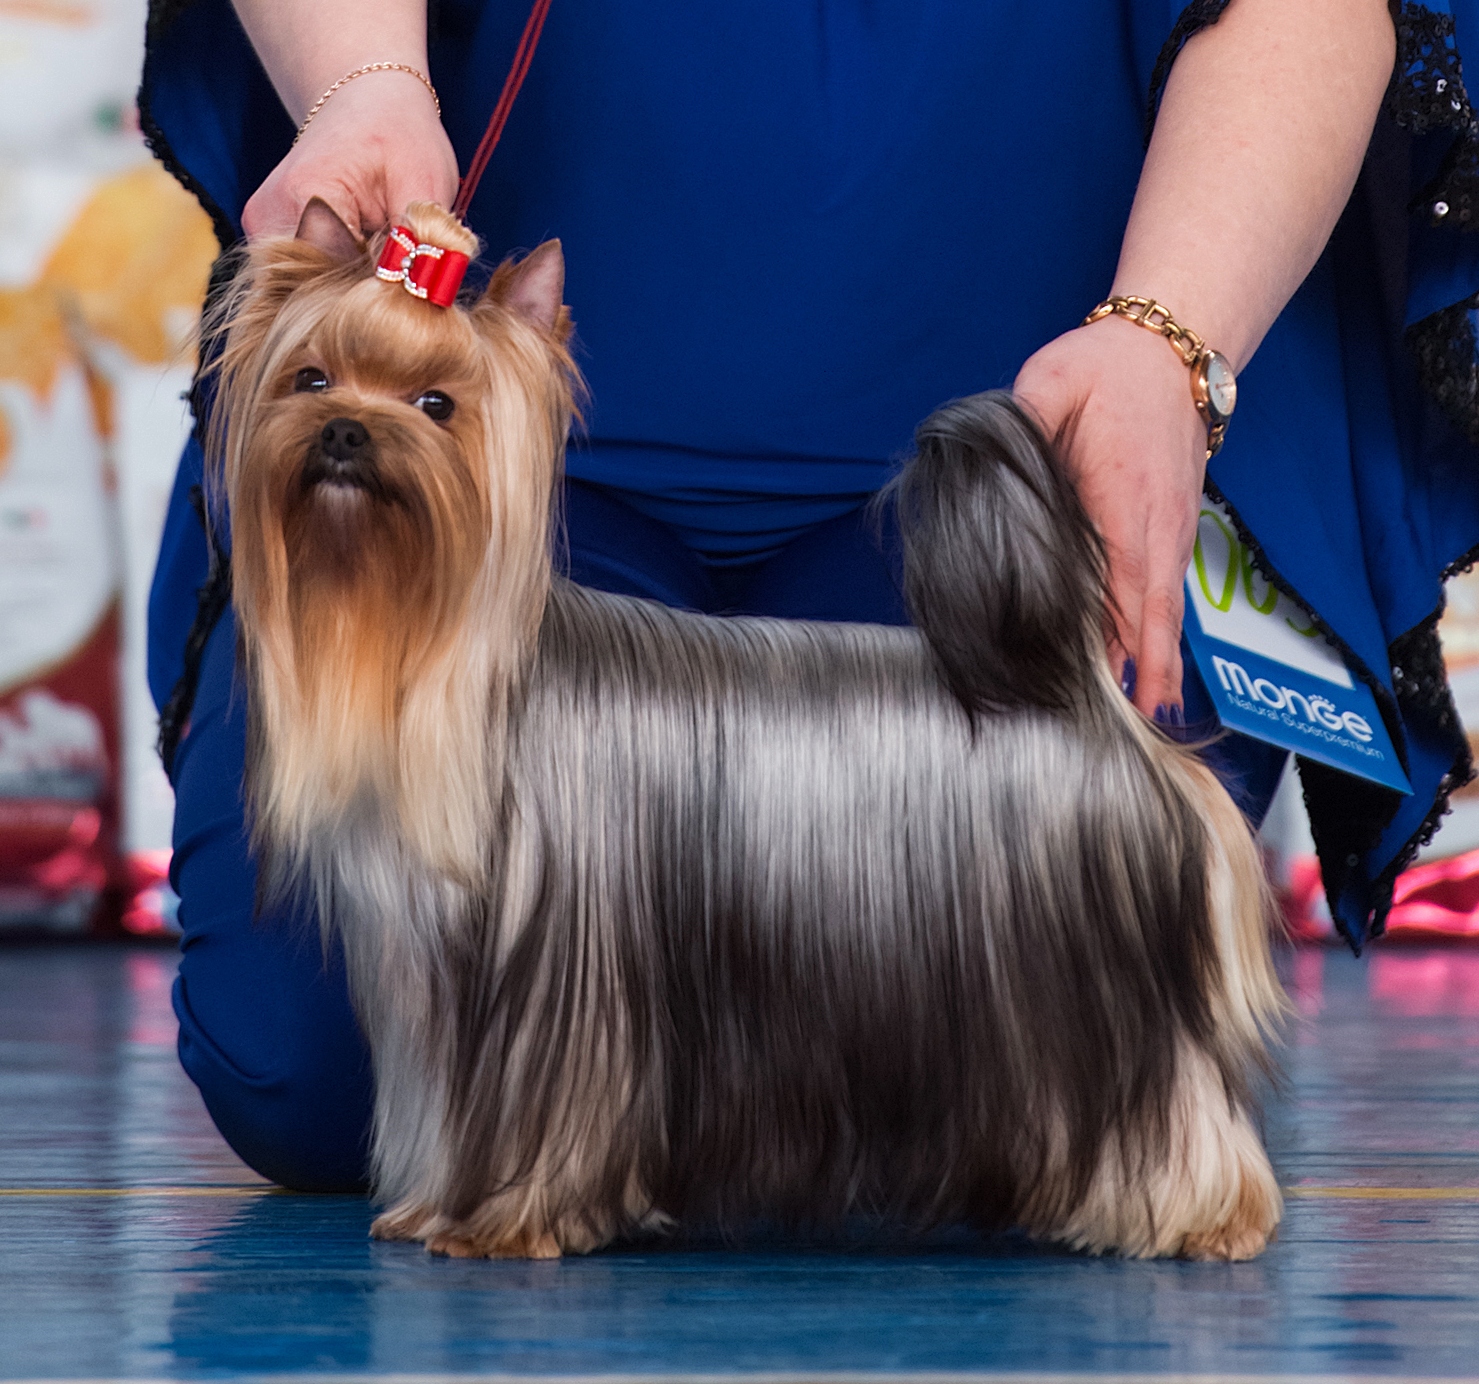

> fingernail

[
  {"left": 1120, "top": 657, "right": 1137, "bottom": 700},
  {"left": 1153, "top": 703, "right": 1185, "bottom": 729}
]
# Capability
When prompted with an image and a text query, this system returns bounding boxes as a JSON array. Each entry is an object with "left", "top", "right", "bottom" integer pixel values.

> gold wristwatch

[{"left": 1082, "top": 295, "right": 1237, "bottom": 458}]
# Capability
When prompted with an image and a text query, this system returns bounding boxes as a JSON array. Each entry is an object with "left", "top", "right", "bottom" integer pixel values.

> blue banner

[{"left": 1182, "top": 503, "right": 1410, "bottom": 795}]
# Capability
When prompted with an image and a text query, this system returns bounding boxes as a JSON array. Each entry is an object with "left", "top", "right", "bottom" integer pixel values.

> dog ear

[
  {"left": 486, "top": 240, "right": 565, "bottom": 332},
  {"left": 294, "top": 198, "right": 364, "bottom": 261}
]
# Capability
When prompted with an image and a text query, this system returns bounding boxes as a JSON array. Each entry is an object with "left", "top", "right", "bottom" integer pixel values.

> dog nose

[{"left": 320, "top": 417, "right": 370, "bottom": 461}]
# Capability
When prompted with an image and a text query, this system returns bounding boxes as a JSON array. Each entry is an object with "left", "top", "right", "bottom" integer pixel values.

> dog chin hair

[
  {"left": 209, "top": 204, "right": 571, "bottom": 892},
  {"left": 214, "top": 210, "right": 1285, "bottom": 1262}
]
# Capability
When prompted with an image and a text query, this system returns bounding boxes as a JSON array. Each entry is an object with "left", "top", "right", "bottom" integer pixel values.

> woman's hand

[
  {"left": 229, "top": 0, "right": 456, "bottom": 240},
  {"left": 1014, "top": 316, "right": 1207, "bottom": 724},
  {"left": 241, "top": 72, "right": 459, "bottom": 241},
  {"left": 1016, "top": 0, "right": 1394, "bottom": 724}
]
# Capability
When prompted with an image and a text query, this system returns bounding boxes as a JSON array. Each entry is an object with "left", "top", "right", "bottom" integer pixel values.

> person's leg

[
  {"left": 734, "top": 499, "right": 909, "bottom": 625},
  {"left": 561, "top": 479, "right": 718, "bottom": 608},
  {"left": 169, "top": 600, "right": 374, "bottom": 1191}
]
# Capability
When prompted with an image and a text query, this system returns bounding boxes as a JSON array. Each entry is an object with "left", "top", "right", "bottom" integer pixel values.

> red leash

[
  {"left": 377, "top": 0, "right": 551, "bottom": 305},
  {"left": 451, "top": 0, "right": 554, "bottom": 220}
]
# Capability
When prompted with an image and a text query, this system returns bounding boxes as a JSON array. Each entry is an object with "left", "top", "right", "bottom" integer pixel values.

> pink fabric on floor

[{"left": 1282, "top": 849, "right": 1479, "bottom": 942}]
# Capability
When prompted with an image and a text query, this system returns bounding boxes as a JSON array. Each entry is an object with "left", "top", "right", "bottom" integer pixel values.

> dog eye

[
  {"left": 294, "top": 367, "right": 329, "bottom": 392},
  {"left": 414, "top": 391, "right": 455, "bottom": 422}
]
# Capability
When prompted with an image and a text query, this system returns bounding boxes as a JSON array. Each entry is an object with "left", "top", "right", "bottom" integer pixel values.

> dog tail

[{"left": 893, "top": 389, "right": 1107, "bottom": 716}]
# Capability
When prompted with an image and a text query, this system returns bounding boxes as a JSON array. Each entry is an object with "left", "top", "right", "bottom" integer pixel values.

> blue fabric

[
  {"left": 145, "top": 0, "right": 1164, "bottom": 565},
  {"left": 169, "top": 601, "right": 373, "bottom": 1191},
  {"left": 140, "top": 4, "right": 1479, "bottom": 940}
]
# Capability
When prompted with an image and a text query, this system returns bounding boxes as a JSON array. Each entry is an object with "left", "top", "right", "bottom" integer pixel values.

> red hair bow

[{"left": 375, "top": 227, "right": 470, "bottom": 308}]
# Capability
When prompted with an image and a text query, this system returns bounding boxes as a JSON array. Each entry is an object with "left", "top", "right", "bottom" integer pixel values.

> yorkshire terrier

[{"left": 204, "top": 199, "right": 1286, "bottom": 1262}]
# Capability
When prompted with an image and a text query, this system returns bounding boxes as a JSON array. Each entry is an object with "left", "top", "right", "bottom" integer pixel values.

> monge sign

[{"left": 1182, "top": 502, "right": 1410, "bottom": 794}]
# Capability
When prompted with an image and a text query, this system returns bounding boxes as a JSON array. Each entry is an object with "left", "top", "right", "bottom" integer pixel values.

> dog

[{"left": 204, "top": 198, "right": 1286, "bottom": 1262}]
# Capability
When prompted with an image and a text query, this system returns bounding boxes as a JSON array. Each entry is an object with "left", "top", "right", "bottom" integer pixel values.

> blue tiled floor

[{"left": 1, "top": 942, "right": 1477, "bottom": 1380}]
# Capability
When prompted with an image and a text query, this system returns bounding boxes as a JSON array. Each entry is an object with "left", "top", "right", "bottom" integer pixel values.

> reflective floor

[{"left": 1, "top": 942, "right": 1476, "bottom": 1382}]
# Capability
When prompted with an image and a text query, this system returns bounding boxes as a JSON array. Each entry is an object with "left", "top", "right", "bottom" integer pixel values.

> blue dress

[{"left": 139, "top": 0, "right": 1479, "bottom": 1185}]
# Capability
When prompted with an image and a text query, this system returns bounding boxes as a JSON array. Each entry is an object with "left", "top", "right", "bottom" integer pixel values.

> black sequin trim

[
  {"left": 139, "top": 1, "right": 237, "bottom": 252},
  {"left": 157, "top": 487, "right": 232, "bottom": 780},
  {"left": 1362, "top": 543, "right": 1479, "bottom": 939},
  {"left": 1295, "top": 761, "right": 1401, "bottom": 953},
  {"left": 1387, "top": 3, "right": 1469, "bottom": 137},
  {"left": 1406, "top": 298, "right": 1479, "bottom": 445},
  {"left": 1387, "top": 7, "right": 1479, "bottom": 443},
  {"left": 1387, "top": 4, "right": 1479, "bottom": 228},
  {"left": 1146, "top": 0, "right": 1233, "bottom": 143}
]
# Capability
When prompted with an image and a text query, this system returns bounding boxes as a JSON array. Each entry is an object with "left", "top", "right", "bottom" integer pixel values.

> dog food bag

[
  {"left": 0, "top": 251, "right": 121, "bottom": 932},
  {"left": 0, "top": 0, "right": 216, "bottom": 932}
]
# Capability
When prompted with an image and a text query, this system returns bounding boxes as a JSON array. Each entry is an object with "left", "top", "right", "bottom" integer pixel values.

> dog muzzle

[{"left": 375, "top": 227, "right": 470, "bottom": 307}]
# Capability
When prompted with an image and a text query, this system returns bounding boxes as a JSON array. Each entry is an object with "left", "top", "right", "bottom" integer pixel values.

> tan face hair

[{"left": 207, "top": 202, "right": 578, "bottom": 880}]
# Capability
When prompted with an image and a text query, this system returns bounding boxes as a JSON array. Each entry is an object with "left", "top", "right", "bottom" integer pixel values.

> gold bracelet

[
  {"left": 293, "top": 62, "right": 441, "bottom": 147},
  {"left": 1082, "top": 295, "right": 1237, "bottom": 458},
  {"left": 1083, "top": 294, "right": 1205, "bottom": 364}
]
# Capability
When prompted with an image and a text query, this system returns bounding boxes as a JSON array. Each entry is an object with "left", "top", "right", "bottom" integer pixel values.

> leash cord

[{"left": 451, "top": 0, "right": 553, "bottom": 220}]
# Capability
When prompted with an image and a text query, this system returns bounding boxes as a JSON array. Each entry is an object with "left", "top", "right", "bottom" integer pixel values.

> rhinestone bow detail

[{"left": 375, "top": 227, "right": 470, "bottom": 308}]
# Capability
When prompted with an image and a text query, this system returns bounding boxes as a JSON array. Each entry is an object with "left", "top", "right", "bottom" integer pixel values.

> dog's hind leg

[
  {"left": 1052, "top": 757, "right": 1285, "bottom": 1262},
  {"left": 1149, "top": 1043, "right": 1283, "bottom": 1262},
  {"left": 1169, "top": 758, "right": 1286, "bottom": 1262},
  {"left": 1174, "top": 1101, "right": 1283, "bottom": 1262},
  {"left": 1052, "top": 1042, "right": 1282, "bottom": 1261}
]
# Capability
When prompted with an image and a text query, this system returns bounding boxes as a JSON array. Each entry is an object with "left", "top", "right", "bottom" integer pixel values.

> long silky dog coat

[{"left": 212, "top": 202, "right": 1283, "bottom": 1261}]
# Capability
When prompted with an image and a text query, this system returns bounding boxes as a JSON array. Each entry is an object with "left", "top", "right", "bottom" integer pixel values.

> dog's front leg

[
  {"left": 1052, "top": 1043, "right": 1283, "bottom": 1261},
  {"left": 418, "top": 1167, "right": 665, "bottom": 1260},
  {"left": 425, "top": 1215, "right": 563, "bottom": 1260},
  {"left": 391, "top": 1022, "right": 665, "bottom": 1261},
  {"left": 369, "top": 1200, "right": 447, "bottom": 1245}
]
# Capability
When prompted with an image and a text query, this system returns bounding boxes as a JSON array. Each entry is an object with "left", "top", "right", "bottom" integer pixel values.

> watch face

[{"left": 1203, "top": 352, "right": 1237, "bottom": 420}]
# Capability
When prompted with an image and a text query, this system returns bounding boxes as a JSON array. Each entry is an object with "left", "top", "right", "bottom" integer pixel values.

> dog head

[{"left": 206, "top": 200, "right": 578, "bottom": 880}]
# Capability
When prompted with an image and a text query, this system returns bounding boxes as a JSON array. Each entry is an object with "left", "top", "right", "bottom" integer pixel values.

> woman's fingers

[
  {"left": 240, "top": 76, "right": 458, "bottom": 242},
  {"left": 243, "top": 165, "right": 359, "bottom": 241},
  {"left": 1098, "top": 495, "right": 1197, "bottom": 721},
  {"left": 1135, "top": 576, "right": 1187, "bottom": 725}
]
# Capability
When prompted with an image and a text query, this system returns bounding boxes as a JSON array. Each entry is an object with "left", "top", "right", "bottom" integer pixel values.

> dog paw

[
  {"left": 1179, "top": 1222, "right": 1271, "bottom": 1262},
  {"left": 371, "top": 1202, "right": 442, "bottom": 1243},
  {"left": 425, "top": 1226, "right": 563, "bottom": 1260},
  {"left": 1178, "top": 1170, "right": 1282, "bottom": 1262},
  {"left": 632, "top": 1205, "right": 676, "bottom": 1238}
]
